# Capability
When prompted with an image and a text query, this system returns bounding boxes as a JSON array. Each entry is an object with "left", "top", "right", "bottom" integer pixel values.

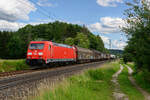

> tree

[
  {"left": 64, "top": 37, "right": 74, "bottom": 45},
  {"left": 6, "top": 35, "right": 24, "bottom": 58},
  {"left": 0, "top": 31, "right": 13, "bottom": 58},
  {"left": 122, "top": 0, "right": 150, "bottom": 70},
  {"left": 74, "top": 32, "right": 90, "bottom": 48},
  {"left": 123, "top": 45, "right": 133, "bottom": 63}
]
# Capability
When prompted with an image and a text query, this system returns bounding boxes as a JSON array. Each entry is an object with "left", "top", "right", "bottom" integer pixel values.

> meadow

[
  {"left": 30, "top": 61, "right": 120, "bottom": 100},
  {"left": 0, "top": 59, "right": 29, "bottom": 72}
]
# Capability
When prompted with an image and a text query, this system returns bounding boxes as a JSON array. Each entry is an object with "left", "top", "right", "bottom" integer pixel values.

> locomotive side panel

[{"left": 46, "top": 43, "right": 76, "bottom": 63}]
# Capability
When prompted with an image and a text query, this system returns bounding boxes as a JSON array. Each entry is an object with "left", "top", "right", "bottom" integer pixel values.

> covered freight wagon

[{"left": 75, "top": 46, "right": 94, "bottom": 63}]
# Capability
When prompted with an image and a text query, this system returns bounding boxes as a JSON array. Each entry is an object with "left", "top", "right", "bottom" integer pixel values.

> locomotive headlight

[
  {"left": 38, "top": 52, "right": 43, "bottom": 56},
  {"left": 28, "top": 52, "right": 32, "bottom": 55}
]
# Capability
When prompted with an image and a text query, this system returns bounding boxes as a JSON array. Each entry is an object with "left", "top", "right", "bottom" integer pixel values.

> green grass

[
  {"left": 0, "top": 59, "right": 29, "bottom": 72},
  {"left": 118, "top": 66, "right": 145, "bottom": 100},
  {"left": 126, "top": 63, "right": 150, "bottom": 93},
  {"left": 126, "top": 63, "right": 136, "bottom": 72},
  {"left": 133, "top": 70, "right": 150, "bottom": 93},
  {"left": 31, "top": 62, "right": 120, "bottom": 100}
]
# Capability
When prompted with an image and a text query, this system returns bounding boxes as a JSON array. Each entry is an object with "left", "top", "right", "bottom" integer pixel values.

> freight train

[{"left": 26, "top": 41, "right": 115, "bottom": 68}]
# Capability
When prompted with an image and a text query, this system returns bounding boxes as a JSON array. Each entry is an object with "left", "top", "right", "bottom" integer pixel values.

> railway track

[
  {"left": 0, "top": 60, "right": 108, "bottom": 91},
  {"left": 0, "top": 70, "right": 33, "bottom": 78},
  {"left": 0, "top": 65, "right": 62, "bottom": 78}
]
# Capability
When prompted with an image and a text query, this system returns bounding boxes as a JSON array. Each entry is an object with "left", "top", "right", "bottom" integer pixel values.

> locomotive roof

[
  {"left": 52, "top": 42, "right": 73, "bottom": 48},
  {"left": 30, "top": 41, "right": 50, "bottom": 43},
  {"left": 30, "top": 41, "right": 73, "bottom": 48}
]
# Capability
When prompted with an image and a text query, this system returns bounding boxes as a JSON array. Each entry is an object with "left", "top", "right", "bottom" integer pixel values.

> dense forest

[
  {"left": 122, "top": 0, "right": 150, "bottom": 71},
  {"left": 0, "top": 21, "right": 107, "bottom": 59}
]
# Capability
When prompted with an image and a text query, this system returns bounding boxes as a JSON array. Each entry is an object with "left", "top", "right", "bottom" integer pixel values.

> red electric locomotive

[{"left": 26, "top": 41, "right": 77, "bottom": 66}]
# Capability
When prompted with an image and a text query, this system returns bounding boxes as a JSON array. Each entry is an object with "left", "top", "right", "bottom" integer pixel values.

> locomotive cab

[{"left": 26, "top": 41, "right": 51, "bottom": 66}]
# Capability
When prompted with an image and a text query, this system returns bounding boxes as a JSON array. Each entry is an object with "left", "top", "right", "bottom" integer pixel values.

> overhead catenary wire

[
  {"left": 17, "top": 0, "right": 50, "bottom": 18},
  {"left": 29, "top": 0, "right": 51, "bottom": 18},
  {"left": 16, "top": 0, "right": 60, "bottom": 20},
  {"left": 29, "top": 0, "right": 62, "bottom": 21}
]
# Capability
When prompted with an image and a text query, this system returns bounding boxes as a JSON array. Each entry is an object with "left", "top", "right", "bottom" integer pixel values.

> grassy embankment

[
  {"left": 30, "top": 61, "right": 120, "bottom": 100},
  {"left": 0, "top": 59, "right": 29, "bottom": 72},
  {"left": 118, "top": 64, "right": 145, "bottom": 100},
  {"left": 127, "top": 63, "right": 150, "bottom": 93}
]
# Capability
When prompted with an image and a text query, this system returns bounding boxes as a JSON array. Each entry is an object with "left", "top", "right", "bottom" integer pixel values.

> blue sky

[
  {"left": 28, "top": 0, "right": 126, "bottom": 23},
  {"left": 0, "top": 0, "right": 130, "bottom": 49}
]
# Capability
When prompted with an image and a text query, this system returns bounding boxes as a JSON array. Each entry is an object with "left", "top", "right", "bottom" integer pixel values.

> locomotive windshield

[{"left": 29, "top": 43, "right": 44, "bottom": 49}]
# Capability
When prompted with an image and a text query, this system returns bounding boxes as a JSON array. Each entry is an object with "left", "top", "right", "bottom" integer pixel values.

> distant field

[
  {"left": 0, "top": 59, "right": 29, "bottom": 72},
  {"left": 0, "top": 59, "right": 24, "bottom": 62}
]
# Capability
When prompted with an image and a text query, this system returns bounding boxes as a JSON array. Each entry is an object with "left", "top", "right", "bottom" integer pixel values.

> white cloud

[
  {"left": 37, "top": 0, "right": 57, "bottom": 7},
  {"left": 0, "top": 19, "right": 84, "bottom": 31},
  {"left": 96, "top": 0, "right": 123, "bottom": 7},
  {"left": 0, "top": 19, "right": 54, "bottom": 31},
  {"left": 100, "top": 35, "right": 127, "bottom": 50},
  {"left": 89, "top": 17, "right": 125, "bottom": 34},
  {"left": 101, "top": 36, "right": 110, "bottom": 45},
  {"left": 0, "top": 0, "right": 36, "bottom": 22},
  {"left": 0, "top": 20, "right": 25, "bottom": 31},
  {"left": 112, "top": 40, "right": 127, "bottom": 50}
]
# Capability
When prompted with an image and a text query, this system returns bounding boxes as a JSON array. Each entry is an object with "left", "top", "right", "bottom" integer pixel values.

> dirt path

[
  {"left": 111, "top": 64, "right": 128, "bottom": 100},
  {"left": 126, "top": 65, "right": 150, "bottom": 100}
]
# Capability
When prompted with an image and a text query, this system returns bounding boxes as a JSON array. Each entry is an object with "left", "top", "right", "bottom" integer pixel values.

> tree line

[
  {"left": 122, "top": 0, "right": 150, "bottom": 71},
  {"left": 0, "top": 21, "right": 108, "bottom": 59}
]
